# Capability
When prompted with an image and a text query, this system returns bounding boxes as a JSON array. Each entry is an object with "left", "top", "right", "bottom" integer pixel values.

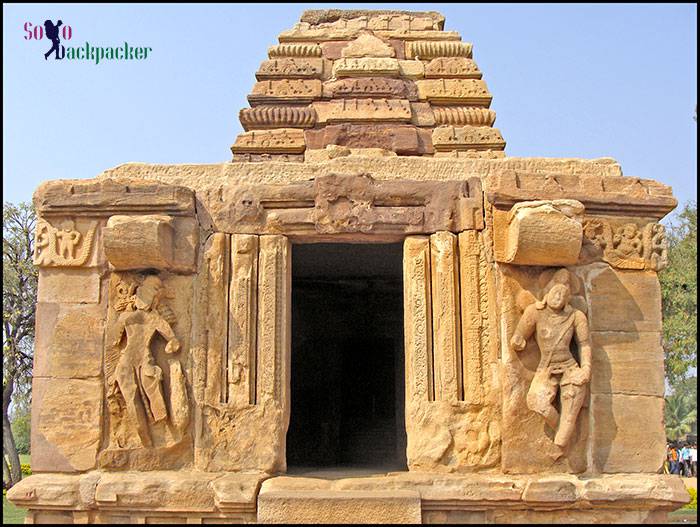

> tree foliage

[
  {"left": 3, "top": 202, "right": 37, "bottom": 488},
  {"left": 659, "top": 201, "right": 697, "bottom": 386},
  {"left": 665, "top": 387, "right": 697, "bottom": 441}
]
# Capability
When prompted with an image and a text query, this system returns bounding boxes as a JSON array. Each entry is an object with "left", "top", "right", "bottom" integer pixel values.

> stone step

[{"left": 257, "top": 489, "right": 422, "bottom": 524}]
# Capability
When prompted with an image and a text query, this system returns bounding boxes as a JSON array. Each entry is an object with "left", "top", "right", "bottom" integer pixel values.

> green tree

[
  {"left": 665, "top": 389, "right": 697, "bottom": 441},
  {"left": 659, "top": 201, "right": 697, "bottom": 386},
  {"left": 3, "top": 202, "right": 37, "bottom": 488}
]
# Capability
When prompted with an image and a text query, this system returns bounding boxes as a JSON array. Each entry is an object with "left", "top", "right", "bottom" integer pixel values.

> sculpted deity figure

[
  {"left": 55, "top": 220, "right": 82, "bottom": 260},
  {"left": 107, "top": 275, "right": 181, "bottom": 448},
  {"left": 612, "top": 223, "right": 642, "bottom": 258},
  {"left": 510, "top": 269, "right": 592, "bottom": 456}
]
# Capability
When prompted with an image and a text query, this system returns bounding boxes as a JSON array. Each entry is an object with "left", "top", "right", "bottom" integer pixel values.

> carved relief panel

[
  {"left": 99, "top": 271, "right": 194, "bottom": 470},
  {"left": 499, "top": 266, "right": 590, "bottom": 474},
  {"left": 403, "top": 231, "right": 500, "bottom": 473},
  {"left": 193, "top": 233, "right": 291, "bottom": 473}
]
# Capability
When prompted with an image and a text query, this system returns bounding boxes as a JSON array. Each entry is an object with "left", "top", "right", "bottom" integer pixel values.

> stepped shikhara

[
  {"left": 231, "top": 10, "right": 505, "bottom": 162},
  {"left": 7, "top": 9, "right": 690, "bottom": 525}
]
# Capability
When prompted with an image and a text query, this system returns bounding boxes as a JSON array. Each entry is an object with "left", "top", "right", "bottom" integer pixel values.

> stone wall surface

[{"left": 10, "top": 8, "right": 686, "bottom": 525}]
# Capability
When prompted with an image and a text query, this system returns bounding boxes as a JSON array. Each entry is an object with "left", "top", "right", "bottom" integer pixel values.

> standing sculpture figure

[
  {"left": 510, "top": 269, "right": 592, "bottom": 456},
  {"left": 108, "top": 275, "right": 180, "bottom": 448}
]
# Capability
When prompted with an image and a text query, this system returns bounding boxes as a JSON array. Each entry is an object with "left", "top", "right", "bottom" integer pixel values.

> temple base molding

[{"left": 8, "top": 471, "right": 689, "bottom": 524}]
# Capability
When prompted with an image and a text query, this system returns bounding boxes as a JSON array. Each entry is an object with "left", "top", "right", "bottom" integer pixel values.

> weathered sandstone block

[
  {"left": 323, "top": 77, "right": 419, "bottom": 100},
  {"left": 332, "top": 57, "right": 400, "bottom": 77},
  {"left": 248, "top": 79, "right": 322, "bottom": 105},
  {"left": 496, "top": 199, "right": 585, "bottom": 266},
  {"left": 314, "top": 99, "right": 412, "bottom": 123},
  {"left": 257, "top": 489, "right": 422, "bottom": 524},
  {"left": 305, "top": 124, "right": 433, "bottom": 155},
  {"left": 256, "top": 58, "right": 326, "bottom": 79},
  {"left": 341, "top": 33, "right": 395, "bottom": 57},
  {"left": 425, "top": 57, "right": 482, "bottom": 78},
  {"left": 590, "top": 331, "right": 665, "bottom": 397},
  {"left": 432, "top": 125, "right": 505, "bottom": 150},
  {"left": 37, "top": 268, "right": 101, "bottom": 304},
  {"left": 231, "top": 128, "right": 306, "bottom": 154},
  {"left": 416, "top": 79, "right": 492, "bottom": 105},
  {"left": 32, "top": 377, "right": 103, "bottom": 472},
  {"left": 104, "top": 214, "right": 174, "bottom": 270},
  {"left": 591, "top": 393, "right": 665, "bottom": 473}
]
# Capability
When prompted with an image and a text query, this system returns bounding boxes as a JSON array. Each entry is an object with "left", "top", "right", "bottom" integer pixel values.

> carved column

[
  {"left": 430, "top": 232, "right": 462, "bottom": 402},
  {"left": 403, "top": 236, "right": 434, "bottom": 402},
  {"left": 228, "top": 235, "right": 259, "bottom": 407},
  {"left": 256, "top": 236, "right": 292, "bottom": 414},
  {"left": 458, "top": 230, "right": 483, "bottom": 406}
]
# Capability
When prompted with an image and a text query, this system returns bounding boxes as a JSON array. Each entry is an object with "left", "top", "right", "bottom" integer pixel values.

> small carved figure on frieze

[
  {"left": 32, "top": 218, "right": 96, "bottom": 267},
  {"left": 510, "top": 269, "right": 592, "bottom": 458}
]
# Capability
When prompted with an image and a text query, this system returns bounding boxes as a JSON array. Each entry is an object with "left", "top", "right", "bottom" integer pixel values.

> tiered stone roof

[{"left": 231, "top": 9, "right": 506, "bottom": 162}]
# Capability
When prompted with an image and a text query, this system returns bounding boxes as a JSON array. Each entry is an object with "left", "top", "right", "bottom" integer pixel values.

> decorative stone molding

[
  {"left": 416, "top": 79, "right": 492, "bottom": 105},
  {"left": 248, "top": 79, "right": 323, "bottom": 105},
  {"left": 314, "top": 99, "right": 412, "bottom": 123},
  {"left": 212, "top": 173, "right": 483, "bottom": 241},
  {"left": 425, "top": 57, "right": 482, "bottom": 79},
  {"left": 432, "top": 125, "right": 505, "bottom": 151},
  {"left": 332, "top": 57, "right": 401, "bottom": 77},
  {"left": 239, "top": 106, "right": 316, "bottom": 130},
  {"left": 267, "top": 43, "right": 322, "bottom": 58},
  {"left": 432, "top": 107, "right": 495, "bottom": 126},
  {"left": 256, "top": 58, "right": 326, "bottom": 80},
  {"left": 323, "top": 77, "right": 419, "bottom": 100},
  {"left": 407, "top": 41, "right": 473, "bottom": 59},
  {"left": 231, "top": 128, "right": 306, "bottom": 154}
]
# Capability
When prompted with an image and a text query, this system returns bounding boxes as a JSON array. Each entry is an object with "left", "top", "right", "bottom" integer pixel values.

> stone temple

[{"left": 8, "top": 9, "right": 690, "bottom": 524}]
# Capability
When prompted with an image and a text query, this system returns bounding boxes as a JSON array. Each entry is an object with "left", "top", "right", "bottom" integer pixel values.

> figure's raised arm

[{"left": 510, "top": 305, "right": 538, "bottom": 352}]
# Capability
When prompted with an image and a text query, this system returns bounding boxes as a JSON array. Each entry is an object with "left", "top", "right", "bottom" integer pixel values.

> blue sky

[{"left": 3, "top": 3, "right": 697, "bottom": 215}]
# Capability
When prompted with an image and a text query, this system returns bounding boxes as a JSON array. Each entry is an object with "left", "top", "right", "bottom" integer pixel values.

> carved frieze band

[
  {"left": 581, "top": 219, "right": 669, "bottom": 271},
  {"left": 216, "top": 173, "right": 484, "bottom": 239},
  {"left": 268, "top": 44, "right": 322, "bottom": 58},
  {"left": 33, "top": 218, "right": 96, "bottom": 267},
  {"left": 406, "top": 40, "right": 473, "bottom": 59},
  {"left": 239, "top": 106, "right": 317, "bottom": 131},
  {"left": 432, "top": 107, "right": 495, "bottom": 126}
]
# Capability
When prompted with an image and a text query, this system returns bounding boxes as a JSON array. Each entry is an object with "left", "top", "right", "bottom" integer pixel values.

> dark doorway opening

[{"left": 287, "top": 243, "right": 407, "bottom": 473}]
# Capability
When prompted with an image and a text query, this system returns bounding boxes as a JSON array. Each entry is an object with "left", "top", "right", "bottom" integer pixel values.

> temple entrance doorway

[{"left": 287, "top": 243, "right": 407, "bottom": 473}]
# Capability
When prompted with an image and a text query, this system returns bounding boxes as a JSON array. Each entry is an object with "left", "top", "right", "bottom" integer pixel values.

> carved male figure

[
  {"left": 55, "top": 220, "right": 81, "bottom": 260},
  {"left": 108, "top": 275, "right": 181, "bottom": 448},
  {"left": 510, "top": 269, "right": 592, "bottom": 455}
]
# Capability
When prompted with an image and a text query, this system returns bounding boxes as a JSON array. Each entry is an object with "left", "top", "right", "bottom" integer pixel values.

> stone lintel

[
  {"left": 34, "top": 178, "right": 196, "bottom": 217},
  {"left": 486, "top": 171, "right": 677, "bottom": 219}
]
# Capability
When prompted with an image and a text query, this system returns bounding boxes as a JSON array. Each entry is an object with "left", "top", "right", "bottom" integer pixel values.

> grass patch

[
  {"left": 3, "top": 454, "right": 30, "bottom": 524},
  {"left": 2, "top": 494, "right": 27, "bottom": 524}
]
